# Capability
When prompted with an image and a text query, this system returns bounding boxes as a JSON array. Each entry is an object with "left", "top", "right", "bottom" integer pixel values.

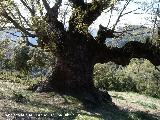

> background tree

[
  {"left": 13, "top": 41, "right": 30, "bottom": 75},
  {"left": 94, "top": 59, "right": 160, "bottom": 98},
  {"left": 28, "top": 47, "right": 55, "bottom": 80},
  {"left": 0, "top": 39, "right": 14, "bottom": 70},
  {"left": 1, "top": 0, "right": 160, "bottom": 103}
]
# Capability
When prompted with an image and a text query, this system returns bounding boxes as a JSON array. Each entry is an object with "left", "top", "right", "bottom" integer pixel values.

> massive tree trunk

[
  {"left": 33, "top": 31, "right": 112, "bottom": 103},
  {"left": 51, "top": 39, "right": 95, "bottom": 92}
]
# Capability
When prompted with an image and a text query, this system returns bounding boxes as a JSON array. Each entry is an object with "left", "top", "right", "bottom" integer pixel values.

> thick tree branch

[
  {"left": 83, "top": 0, "right": 112, "bottom": 27},
  {"left": 1, "top": 9, "right": 36, "bottom": 38},
  {"left": 35, "top": 1, "right": 65, "bottom": 49},
  {"left": 69, "top": 0, "right": 85, "bottom": 7},
  {"left": 43, "top": 0, "right": 64, "bottom": 34},
  {"left": 42, "top": 0, "right": 51, "bottom": 13},
  {"left": 69, "top": 0, "right": 113, "bottom": 32},
  {"left": 42, "top": 0, "right": 62, "bottom": 18},
  {"left": 96, "top": 25, "right": 117, "bottom": 45},
  {"left": 50, "top": 0, "right": 62, "bottom": 18},
  {"left": 95, "top": 41, "right": 160, "bottom": 66}
]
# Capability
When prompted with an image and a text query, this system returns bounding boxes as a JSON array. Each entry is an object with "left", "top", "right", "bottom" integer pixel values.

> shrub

[{"left": 94, "top": 59, "right": 160, "bottom": 98}]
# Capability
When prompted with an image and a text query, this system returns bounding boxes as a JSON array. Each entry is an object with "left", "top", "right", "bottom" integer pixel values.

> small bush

[{"left": 94, "top": 59, "right": 160, "bottom": 98}]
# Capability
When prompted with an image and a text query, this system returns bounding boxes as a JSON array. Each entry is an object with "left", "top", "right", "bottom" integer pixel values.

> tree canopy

[{"left": 0, "top": 0, "right": 160, "bottom": 68}]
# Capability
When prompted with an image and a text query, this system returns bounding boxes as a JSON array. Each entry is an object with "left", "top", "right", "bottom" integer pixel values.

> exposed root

[
  {"left": 82, "top": 89, "right": 112, "bottom": 106},
  {"left": 27, "top": 80, "right": 54, "bottom": 92}
]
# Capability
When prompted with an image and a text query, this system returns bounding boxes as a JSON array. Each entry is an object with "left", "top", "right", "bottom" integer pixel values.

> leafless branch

[
  {"left": 112, "top": 0, "right": 131, "bottom": 30},
  {"left": 20, "top": 0, "right": 35, "bottom": 16},
  {"left": 69, "top": 0, "right": 85, "bottom": 7},
  {"left": 5, "top": 31, "right": 27, "bottom": 38},
  {"left": 115, "top": 25, "right": 148, "bottom": 38},
  {"left": 106, "top": 5, "right": 114, "bottom": 28},
  {"left": 13, "top": 3, "right": 31, "bottom": 28},
  {"left": 121, "top": 8, "right": 140, "bottom": 16}
]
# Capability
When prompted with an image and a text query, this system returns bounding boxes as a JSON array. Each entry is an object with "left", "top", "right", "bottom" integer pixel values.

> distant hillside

[{"left": 105, "top": 25, "right": 153, "bottom": 47}]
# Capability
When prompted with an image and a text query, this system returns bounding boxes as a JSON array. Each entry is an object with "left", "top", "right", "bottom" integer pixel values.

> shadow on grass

[
  {"left": 0, "top": 88, "right": 159, "bottom": 120},
  {"left": 83, "top": 103, "right": 160, "bottom": 120},
  {"left": 1, "top": 99, "right": 159, "bottom": 120}
]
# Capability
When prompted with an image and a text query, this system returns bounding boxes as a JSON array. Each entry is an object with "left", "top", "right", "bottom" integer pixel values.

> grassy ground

[{"left": 0, "top": 78, "right": 160, "bottom": 120}]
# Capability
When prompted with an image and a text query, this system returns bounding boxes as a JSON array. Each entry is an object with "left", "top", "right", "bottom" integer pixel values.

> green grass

[
  {"left": 0, "top": 74, "right": 160, "bottom": 120},
  {"left": 112, "top": 94, "right": 126, "bottom": 100},
  {"left": 132, "top": 101, "right": 157, "bottom": 110},
  {"left": 0, "top": 70, "right": 41, "bottom": 86}
]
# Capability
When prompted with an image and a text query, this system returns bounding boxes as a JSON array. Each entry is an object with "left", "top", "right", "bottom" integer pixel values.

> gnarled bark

[{"left": 32, "top": 32, "right": 112, "bottom": 104}]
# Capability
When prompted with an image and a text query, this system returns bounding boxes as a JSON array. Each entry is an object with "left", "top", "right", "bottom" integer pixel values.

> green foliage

[
  {"left": 31, "top": 16, "right": 57, "bottom": 51},
  {"left": 133, "top": 101, "right": 157, "bottom": 110},
  {"left": 2, "top": 58, "right": 14, "bottom": 70},
  {"left": 12, "top": 92, "right": 28, "bottom": 103},
  {"left": 0, "top": 39, "right": 55, "bottom": 84},
  {"left": 0, "top": 70, "right": 41, "bottom": 86},
  {"left": 94, "top": 59, "right": 160, "bottom": 98},
  {"left": 13, "top": 43, "right": 30, "bottom": 74},
  {"left": 112, "top": 94, "right": 125, "bottom": 100},
  {"left": 94, "top": 62, "right": 118, "bottom": 90},
  {"left": 28, "top": 47, "right": 55, "bottom": 68},
  {"left": 94, "top": 62, "right": 137, "bottom": 92},
  {"left": 0, "top": 39, "right": 14, "bottom": 69}
]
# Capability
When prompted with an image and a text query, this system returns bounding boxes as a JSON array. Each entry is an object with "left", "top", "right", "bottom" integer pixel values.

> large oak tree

[{"left": 0, "top": 0, "right": 160, "bottom": 103}]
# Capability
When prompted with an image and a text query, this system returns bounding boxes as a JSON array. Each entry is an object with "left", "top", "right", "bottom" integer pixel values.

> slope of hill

[{"left": 0, "top": 78, "right": 159, "bottom": 120}]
